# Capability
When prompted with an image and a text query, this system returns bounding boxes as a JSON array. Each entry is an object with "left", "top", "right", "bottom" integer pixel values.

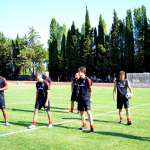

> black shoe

[
  {"left": 119, "top": 121, "right": 122, "bottom": 124},
  {"left": 127, "top": 121, "right": 132, "bottom": 125},
  {"left": 90, "top": 128, "right": 94, "bottom": 132}
]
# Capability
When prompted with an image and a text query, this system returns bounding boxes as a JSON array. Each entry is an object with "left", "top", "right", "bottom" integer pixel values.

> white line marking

[{"left": 0, "top": 103, "right": 150, "bottom": 138}]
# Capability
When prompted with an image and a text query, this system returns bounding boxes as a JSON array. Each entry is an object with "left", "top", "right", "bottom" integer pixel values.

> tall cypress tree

[
  {"left": 98, "top": 15, "right": 105, "bottom": 45},
  {"left": 70, "top": 22, "right": 78, "bottom": 74},
  {"left": 65, "top": 29, "right": 71, "bottom": 78},
  {"left": 49, "top": 18, "right": 59, "bottom": 80},
  {"left": 118, "top": 20, "right": 126, "bottom": 71},
  {"left": 85, "top": 6, "right": 91, "bottom": 37},
  {"left": 125, "top": 9, "right": 134, "bottom": 72},
  {"left": 83, "top": 6, "right": 92, "bottom": 75},
  {"left": 141, "top": 5, "right": 150, "bottom": 72},
  {"left": 60, "top": 34, "right": 66, "bottom": 80},
  {"left": 110, "top": 10, "right": 120, "bottom": 73},
  {"left": 11, "top": 35, "right": 21, "bottom": 79},
  {"left": 133, "top": 5, "right": 148, "bottom": 72}
]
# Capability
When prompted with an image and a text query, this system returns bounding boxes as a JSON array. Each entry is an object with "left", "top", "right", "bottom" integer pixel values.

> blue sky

[{"left": 0, "top": 0, "right": 149, "bottom": 47}]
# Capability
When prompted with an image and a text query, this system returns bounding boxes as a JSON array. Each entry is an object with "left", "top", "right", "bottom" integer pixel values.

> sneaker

[
  {"left": 28, "top": 124, "right": 36, "bottom": 129},
  {"left": 48, "top": 124, "right": 53, "bottom": 128},
  {"left": 90, "top": 128, "right": 95, "bottom": 132},
  {"left": 75, "top": 111, "right": 79, "bottom": 114},
  {"left": 127, "top": 121, "right": 132, "bottom": 125},
  {"left": 5, "top": 122, "right": 11, "bottom": 126}
]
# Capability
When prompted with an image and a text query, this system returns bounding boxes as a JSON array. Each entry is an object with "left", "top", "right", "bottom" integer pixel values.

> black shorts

[
  {"left": 78, "top": 97, "right": 91, "bottom": 111},
  {"left": 35, "top": 99, "right": 50, "bottom": 112},
  {"left": 117, "top": 95, "right": 129, "bottom": 109},
  {"left": 0, "top": 94, "right": 5, "bottom": 109},
  {"left": 71, "top": 93, "right": 78, "bottom": 102}
]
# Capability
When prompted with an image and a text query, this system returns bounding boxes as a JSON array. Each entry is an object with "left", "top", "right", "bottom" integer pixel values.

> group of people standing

[{"left": 0, "top": 67, "right": 132, "bottom": 133}]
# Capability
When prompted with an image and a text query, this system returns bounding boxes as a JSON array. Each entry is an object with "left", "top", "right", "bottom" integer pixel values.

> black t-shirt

[
  {"left": 72, "top": 78, "right": 79, "bottom": 95},
  {"left": 78, "top": 77, "right": 92, "bottom": 99},
  {"left": 116, "top": 79, "right": 128, "bottom": 96},
  {"left": 36, "top": 82, "right": 48, "bottom": 100}
]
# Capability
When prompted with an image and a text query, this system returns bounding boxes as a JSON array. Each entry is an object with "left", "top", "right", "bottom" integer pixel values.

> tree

[
  {"left": 110, "top": 10, "right": 121, "bottom": 73},
  {"left": 65, "top": 29, "right": 71, "bottom": 78},
  {"left": 49, "top": 18, "right": 59, "bottom": 80},
  {"left": 82, "top": 7, "right": 92, "bottom": 75},
  {"left": 133, "top": 5, "right": 149, "bottom": 72},
  {"left": 96, "top": 14, "right": 110, "bottom": 78},
  {"left": 125, "top": 9, "right": 134, "bottom": 72},
  {"left": 0, "top": 32, "right": 12, "bottom": 78},
  {"left": 98, "top": 15, "right": 105, "bottom": 45},
  {"left": 60, "top": 34, "right": 66, "bottom": 80},
  {"left": 142, "top": 5, "right": 150, "bottom": 72}
]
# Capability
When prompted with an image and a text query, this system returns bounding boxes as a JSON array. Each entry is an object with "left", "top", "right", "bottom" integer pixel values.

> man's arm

[
  {"left": 0, "top": 79, "right": 8, "bottom": 91},
  {"left": 113, "top": 82, "right": 117, "bottom": 101},
  {"left": 45, "top": 83, "right": 49, "bottom": 107},
  {"left": 45, "top": 90, "right": 49, "bottom": 107},
  {"left": 127, "top": 80, "right": 132, "bottom": 94},
  {"left": 87, "top": 78, "right": 92, "bottom": 96}
]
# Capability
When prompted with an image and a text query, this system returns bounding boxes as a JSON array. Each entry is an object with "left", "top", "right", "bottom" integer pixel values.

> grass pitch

[{"left": 0, "top": 82, "right": 149, "bottom": 150}]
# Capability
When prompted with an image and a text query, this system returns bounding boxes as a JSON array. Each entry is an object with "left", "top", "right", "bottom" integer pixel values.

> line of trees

[
  {"left": 0, "top": 5, "right": 150, "bottom": 81},
  {"left": 49, "top": 5, "right": 150, "bottom": 81}
]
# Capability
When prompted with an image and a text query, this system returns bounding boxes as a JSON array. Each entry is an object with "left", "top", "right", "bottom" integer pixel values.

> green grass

[{"left": 0, "top": 83, "right": 150, "bottom": 150}]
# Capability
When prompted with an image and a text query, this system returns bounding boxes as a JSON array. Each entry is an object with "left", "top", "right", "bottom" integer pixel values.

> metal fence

[{"left": 127, "top": 73, "right": 150, "bottom": 88}]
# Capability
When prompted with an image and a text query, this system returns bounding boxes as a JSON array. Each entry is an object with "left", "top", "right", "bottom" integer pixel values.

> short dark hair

[
  {"left": 78, "top": 66, "right": 86, "bottom": 74},
  {"left": 119, "top": 70, "right": 125, "bottom": 75}
]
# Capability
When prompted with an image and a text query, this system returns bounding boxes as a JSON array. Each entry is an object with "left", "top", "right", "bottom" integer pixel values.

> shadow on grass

[
  {"left": 51, "top": 110, "right": 69, "bottom": 114},
  {"left": 7, "top": 107, "right": 71, "bottom": 114},
  {"left": 54, "top": 124, "right": 79, "bottom": 130},
  {"left": 62, "top": 117, "right": 80, "bottom": 120},
  {"left": 93, "top": 119, "right": 118, "bottom": 124},
  {"left": 95, "top": 131, "right": 150, "bottom": 141},
  {"left": 0, "top": 120, "right": 47, "bottom": 127},
  {"left": 7, "top": 108, "right": 50, "bottom": 113},
  {"left": 7, "top": 108, "right": 34, "bottom": 113},
  {"left": 51, "top": 106, "right": 68, "bottom": 110}
]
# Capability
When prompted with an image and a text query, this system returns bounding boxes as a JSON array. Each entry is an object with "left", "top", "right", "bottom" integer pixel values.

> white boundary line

[{"left": 0, "top": 103, "right": 150, "bottom": 138}]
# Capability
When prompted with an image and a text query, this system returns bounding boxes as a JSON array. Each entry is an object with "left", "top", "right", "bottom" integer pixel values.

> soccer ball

[{"left": 125, "top": 92, "right": 132, "bottom": 99}]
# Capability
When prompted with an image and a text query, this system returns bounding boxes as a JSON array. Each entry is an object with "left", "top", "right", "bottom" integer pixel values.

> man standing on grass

[
  {"left": 28, "top": 74, "right": 52, "bottom": 129},
  {"left": 0, "top": 76, "right": 10, "bottom": 126},
  {"left": 113, "top": 70, "right": 132, "bottom": 125},
  {"left": 78, "top": 67, "right": 94, "bottom": 132},
  {"left": 70, "top": 72, "right": 80, "bottom": 113}
]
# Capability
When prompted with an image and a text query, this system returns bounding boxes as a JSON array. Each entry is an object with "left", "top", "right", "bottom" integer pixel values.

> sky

[{"left": 0, "top": 0, "right": 149, "bottom": 47}]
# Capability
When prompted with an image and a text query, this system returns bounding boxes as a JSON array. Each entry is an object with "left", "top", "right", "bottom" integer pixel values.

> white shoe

[
  {"left": 82, "top": 126, "right": 88, "bottom": 131},
  {"left": 5, "top": 122, "right": 11, "bottom": 126},
  {"left": 79, "top": 126, "right": 88, "bottom": 131},
  {"left": 48, "top": 124, "right": 53, "bottom": 128},
  {"left": 28, "top": 124, "right": 36, "bottom": 129}
]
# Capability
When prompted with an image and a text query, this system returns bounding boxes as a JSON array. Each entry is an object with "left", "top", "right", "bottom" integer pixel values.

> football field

[{"left": 0, "top": 82, "right": 150, "bottom": 150}]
